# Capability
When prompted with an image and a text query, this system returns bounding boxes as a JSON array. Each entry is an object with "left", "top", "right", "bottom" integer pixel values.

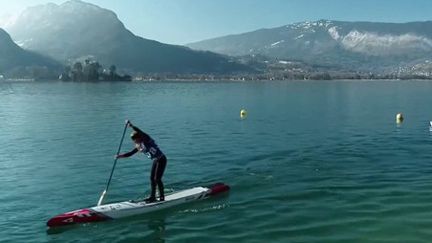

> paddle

[{"left": 97, "top": 120, "right": 129, "bottom": 206}]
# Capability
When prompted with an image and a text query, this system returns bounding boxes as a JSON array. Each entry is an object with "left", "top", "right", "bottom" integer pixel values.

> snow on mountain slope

[{"left": 188, "top": 20, "right": 432, "bottom": 69}]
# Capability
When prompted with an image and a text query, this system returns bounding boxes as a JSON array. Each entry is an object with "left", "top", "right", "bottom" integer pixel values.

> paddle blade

[{"left": 97, "top": 190, "right": 107, "bottom": 206}]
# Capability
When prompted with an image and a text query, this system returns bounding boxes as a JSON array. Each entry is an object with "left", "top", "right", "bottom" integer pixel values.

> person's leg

[
  {"left": 155, "top": 156, "right": 167, "bottom": 201},
  {"left": 146, "top": 160, "right": 157, "bottom": 203}
]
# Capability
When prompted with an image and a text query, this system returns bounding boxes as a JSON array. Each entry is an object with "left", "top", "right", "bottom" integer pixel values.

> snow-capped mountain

[
  {"left": 188, "top": 20, "right": 432, "bottom": 70},
  {"left": 3, "top": 0, "right": 247, "bottom": 74},
  {"left": 0, "top": 28, "right": 61, "bottom": 78}
]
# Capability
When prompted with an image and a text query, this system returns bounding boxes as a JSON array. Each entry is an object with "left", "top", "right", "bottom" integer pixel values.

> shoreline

[{"left": 3, "top": 77, "right": 432, "bottom": 83}]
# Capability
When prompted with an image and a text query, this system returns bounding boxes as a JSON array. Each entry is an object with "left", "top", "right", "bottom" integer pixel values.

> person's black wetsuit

[{"left": 122, "top": 125, "right": 167, "bottom": 201}]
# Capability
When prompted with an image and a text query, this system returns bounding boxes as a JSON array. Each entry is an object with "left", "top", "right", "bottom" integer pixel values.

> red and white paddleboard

[{"left": 47, "top": 183, "right": 230, "bottom": 228}]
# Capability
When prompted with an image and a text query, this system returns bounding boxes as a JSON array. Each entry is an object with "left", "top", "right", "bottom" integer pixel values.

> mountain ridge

[
  {"left": 4, "top": 0, "right": 249, "bottom": 74},
  {"left": 0, "top": 28, "right": 61, "bottom": 78},
  {"left": 187, "top": 19, "right": 432, "bottom": 70}
]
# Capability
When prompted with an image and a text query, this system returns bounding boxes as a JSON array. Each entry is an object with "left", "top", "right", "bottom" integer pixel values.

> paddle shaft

[{"left": 98, "top": 121, "right": 129, "bottom": 205}]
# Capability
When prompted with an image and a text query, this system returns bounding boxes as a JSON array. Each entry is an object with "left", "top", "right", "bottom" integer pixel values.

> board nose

[
  {"left": 47, "top": 209, "right": 109, "bottom": 227},
  {"left": 208, "top": 183, "right": 230, "bottom": 195}
]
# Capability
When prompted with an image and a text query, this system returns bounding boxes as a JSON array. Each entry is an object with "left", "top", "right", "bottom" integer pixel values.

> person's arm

[
  {"left": 128, "top": 121, "right": 145, "bottom": 136},
  {"left": 128, "top": 121, "right": 150, "bottom": 139},
  {"left": 117, "top": 148, "right": 138, "bottom": 158}
]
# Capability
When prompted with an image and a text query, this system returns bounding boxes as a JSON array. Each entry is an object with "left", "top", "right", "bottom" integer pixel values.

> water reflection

[{"left": 147, "top": 217, "right": 166, "bottom": 243}]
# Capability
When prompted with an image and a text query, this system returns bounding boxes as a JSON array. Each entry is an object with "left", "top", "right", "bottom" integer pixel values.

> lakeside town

[
  {"left": 2, "top": 58, "right": 431, "bottom": 82},
  {"left": 133, "top": 59, "right": 432, "bottom": 81}
]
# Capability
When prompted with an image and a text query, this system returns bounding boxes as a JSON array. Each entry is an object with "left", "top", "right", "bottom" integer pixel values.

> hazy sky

[{"left": 0, "top": 0, "right": 432, "bottom": 44}]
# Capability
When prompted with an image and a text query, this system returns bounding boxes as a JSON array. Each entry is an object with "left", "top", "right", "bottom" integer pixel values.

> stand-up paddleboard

[{"left": 47, "top": 183, "right": 229, "bottom": 228}]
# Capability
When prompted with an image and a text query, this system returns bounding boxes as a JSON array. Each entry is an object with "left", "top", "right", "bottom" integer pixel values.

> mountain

[
  {"left": 4, "top": 0, "right": 248, "bottom": 74},
  {"left": 188, "top": 20, "right": 432, "bottom": 71},
  {"left": 0, "top": 28, "right": 61, "bottom": 78}
]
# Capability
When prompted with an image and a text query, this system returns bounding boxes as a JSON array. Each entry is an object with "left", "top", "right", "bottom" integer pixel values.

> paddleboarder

[{"left": 117, "top": 120, "right": 167, "bottom": 203}]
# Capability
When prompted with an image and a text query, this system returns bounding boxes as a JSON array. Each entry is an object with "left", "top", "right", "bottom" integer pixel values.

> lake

[{"left": 1, "top": 80, "right": 432, "bottom": 242}]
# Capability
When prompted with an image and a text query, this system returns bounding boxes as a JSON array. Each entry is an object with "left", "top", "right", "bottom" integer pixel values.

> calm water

[{"left": 1, "top": 80, "right": 432, "bottom": 242}]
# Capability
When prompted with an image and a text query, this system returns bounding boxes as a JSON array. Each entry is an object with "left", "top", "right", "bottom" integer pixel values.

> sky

[{"left": 0, "top": 0, "right": 432, "bottom": 45}]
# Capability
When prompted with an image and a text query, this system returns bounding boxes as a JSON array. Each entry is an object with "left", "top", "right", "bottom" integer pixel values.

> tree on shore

[{"left": 59, "top": 60, "right": 131, "bottom": 82}]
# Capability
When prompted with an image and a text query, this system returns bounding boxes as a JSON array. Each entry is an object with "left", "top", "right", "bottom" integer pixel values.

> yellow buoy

[
  {"left": 240, "top": 109, "right": 247, "bottom": 119},
  {"left": 396, "top": 113, "right": 404, "bottom": 123}
]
